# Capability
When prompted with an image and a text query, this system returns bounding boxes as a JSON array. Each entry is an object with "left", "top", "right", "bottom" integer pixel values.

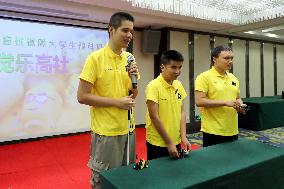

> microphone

[{"left": 127, "top": 55, "right": 137, "bottom": 89}]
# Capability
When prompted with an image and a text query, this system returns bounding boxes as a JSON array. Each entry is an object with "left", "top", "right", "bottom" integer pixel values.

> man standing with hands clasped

[
  {"left": 77, "top": 12, "right": 138, "bottom": 188},
  {"left": 195, "top": 45, "right": 246, "bottom": 147},
  {"left": 145, "top": 50, "right": 191, "bottom": 160}
]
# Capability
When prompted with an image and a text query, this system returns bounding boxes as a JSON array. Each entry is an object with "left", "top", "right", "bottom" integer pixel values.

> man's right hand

[
  {"left": 225, "top": 100, "right": 248, "bottom": 114},
  {"left": 167, "top": 143, "right": 179, "bottom": 159},
  {"left": 116, "top": 94, "right": 135, "bottom": 110},
  {"left": 225, "top": 100, "right": 237, "bottom": 108}
]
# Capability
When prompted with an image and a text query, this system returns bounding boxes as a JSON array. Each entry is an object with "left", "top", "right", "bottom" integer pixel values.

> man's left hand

[
  {"left": 128, "top": 63, "right": 138, "bottom": 77},
  {"left": 181, "top": 138, "right": 191, "bottom": 152},
  {"left": 234, "top": 99, "right": 246, "bottom": 114}
]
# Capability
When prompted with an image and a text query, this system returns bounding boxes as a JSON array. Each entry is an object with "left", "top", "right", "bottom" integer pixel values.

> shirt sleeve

[
  {"left": 178, "top": 81, "right": 187, "bottom": 101},
  {"left": 237, "top": 78, "right": 240, "bottom": 95},
  {"left": 145, "top": 82, "right": 159, "bottom": 104},
  {"left": 195, "top": 74, "right": 208, "bottom": 93},
  {"left": 79, "top": 54, "right": 97, "bottom": 84}
]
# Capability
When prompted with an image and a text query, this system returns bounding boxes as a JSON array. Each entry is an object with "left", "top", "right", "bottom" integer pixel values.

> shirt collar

[
  {"left": 158, "top": 74, "right": 176, "bottom": 88},
  {"left": 105, "top": 43, "right": 124, "bottom": 58},
  {"left": 211, "top": 66, "right": 228, "bottom": 78}
]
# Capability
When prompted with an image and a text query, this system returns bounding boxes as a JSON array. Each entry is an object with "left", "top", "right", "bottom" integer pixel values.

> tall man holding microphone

[{"left": 77, "top": 12, "right": 138, "bottom": 189}]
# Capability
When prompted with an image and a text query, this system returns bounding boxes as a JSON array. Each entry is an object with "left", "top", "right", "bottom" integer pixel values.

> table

[
  {"left": 100, "top": 139, "right": 284, "bottom": 189},
  {"left": 239, "top": 96, "right": 284, "bottom": 130}
]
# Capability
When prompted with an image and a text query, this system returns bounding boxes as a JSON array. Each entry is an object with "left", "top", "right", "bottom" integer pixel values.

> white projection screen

[{"left": 0, "top": 18, "right": 109, "bottom": 142}]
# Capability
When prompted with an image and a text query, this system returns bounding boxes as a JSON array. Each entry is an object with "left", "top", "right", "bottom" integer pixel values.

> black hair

[
  {"left": 160, "top": 50, "right": 184, "bottom": 66},
  {"left": 109, "top": 12, "right": 134, "bottom": 29},
  {"left": 211, "top": 45, "right": 232, "bottom": 64}
]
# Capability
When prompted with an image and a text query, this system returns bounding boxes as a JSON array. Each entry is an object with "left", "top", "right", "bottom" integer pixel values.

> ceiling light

[
  {"left": 262, "top": 25, "right": 284, "bottom": 33},
  {"left": 244, "top": 31, "right": 256, "bottom": 34},
  {"left": 123, "top": 0, "right": 284, "bottom": 25},
  {"left": 264, "top": 33, "right": 279, "bottom": 38}
]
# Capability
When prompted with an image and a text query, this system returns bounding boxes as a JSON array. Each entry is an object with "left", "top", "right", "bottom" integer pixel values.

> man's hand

[
  {"left": 116, "top": 94, "right": 135, "bottom": 110},
  {"left": 167, "top": 142, "right": 179, "bottom": 159},
  {"left": 130, "top": 88, "right": 138, "bottom": 99},
  {"left": 128, "top": 63, "right": 138, "bottom": 77},
  {"left": 225, "top": 100, "right": 237, "bottom": 107},
  {"left": 181, "top": 137, "right": 191, "bottom": 152},
  {"left": 234, "top": 99, "right": 247, "bottom": 114},
  {"left": 236, "top": 104, "right": 248, "bottom": 114},
  {"left": 224, "top": 99, "right": 247, "bottom": 114}
]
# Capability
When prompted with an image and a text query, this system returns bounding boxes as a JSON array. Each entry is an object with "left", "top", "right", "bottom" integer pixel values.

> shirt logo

[
  {"left": 125, "top": 65, "right": 129, "bottom": 72},
  {"left": 175, "top": 89, "right": 182, "bottom": 100},
  {"left": 232, "top": 81, "right": 236, "bottom": 86}
]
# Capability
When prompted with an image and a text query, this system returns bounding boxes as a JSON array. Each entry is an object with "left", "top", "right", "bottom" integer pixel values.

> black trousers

[
  {"left": 146, "top": 142, "right": 181, "bottom": 160},
  {"left": 202, "top": 132, "right": 238, "bottom": 147}
]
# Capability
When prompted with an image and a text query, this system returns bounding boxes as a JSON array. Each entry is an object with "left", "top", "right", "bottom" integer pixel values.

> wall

[
  {"left": 215, "top": 36, "right": 228, "bottom": 47},
  {"left": 170, "top": 31, "right": 190, "bottom": 122},
  {"left": 133, "top": 31, "right": 154, "bottom": 125},
  {"left": 263, "top": 43, "right": 274, "bottom": 96},
  {"left": 249, "top": 41, "right": 261, "bottom": 97},
  {"left": 194, "top": 34, "right": 210, "bottom": 116},
  {"left": 168, "top": 31, "right": 284, "bottom": 122},
  {"left": 233, "top": 39, "right": 246, "bottom": 98},
  {"left": 277, "top": 45, "right": 284, "bottom": 95}
]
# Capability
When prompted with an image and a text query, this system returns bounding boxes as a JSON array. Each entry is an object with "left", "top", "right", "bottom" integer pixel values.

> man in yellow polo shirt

[
  {"left": 146, "top": 50, "right": 191, "bottom": 160},
  {"left": 77, "top": 12, "right": 138, "bottom": 188},
  {"left": 195, "top": 45, "right": 246, "bottom": 147}
]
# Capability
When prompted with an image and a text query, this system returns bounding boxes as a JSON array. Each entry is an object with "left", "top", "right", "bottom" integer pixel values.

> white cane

[
  {"left": 127, "top": 108, "right": 131, "bottom": 165},
  {"left": 126, "top": 54, "right": 137, "bottom": 165}
]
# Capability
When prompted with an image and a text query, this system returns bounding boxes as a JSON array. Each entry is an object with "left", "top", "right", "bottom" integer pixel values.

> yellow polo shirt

[
  {"left": 195, "top": 67, "right": 240, "bottom": 136},
  {"left": 80, "top": 44, "right": 135, "bottom": 136},
  {"left": 146, "top": 75, "right": 187, "bottom": 147}
]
